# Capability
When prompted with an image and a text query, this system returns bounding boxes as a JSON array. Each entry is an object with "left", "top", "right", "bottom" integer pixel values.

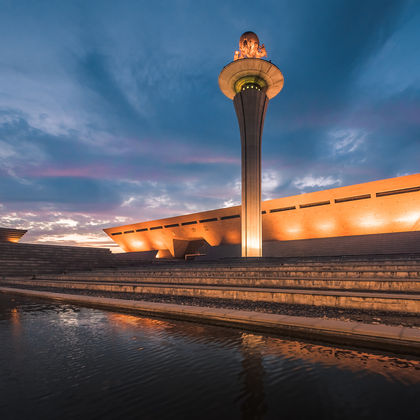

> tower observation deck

[{"left": 219, "top": 32, "right": 284, "bottom": 257}]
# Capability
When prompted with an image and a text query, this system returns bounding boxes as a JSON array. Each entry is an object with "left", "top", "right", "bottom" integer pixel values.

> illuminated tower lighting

[{"left": 219, "top": 32, "right": 284, "bottom": 257}]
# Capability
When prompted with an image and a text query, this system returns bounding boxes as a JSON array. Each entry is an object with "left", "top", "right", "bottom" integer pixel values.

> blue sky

[{"left": 0, "top": 0, "right": 419, "bottom": 250}]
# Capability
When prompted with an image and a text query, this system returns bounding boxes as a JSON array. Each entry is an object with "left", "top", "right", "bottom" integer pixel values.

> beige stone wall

[{"left": 104, "top": 173, "right": 420, "bottom": 256}]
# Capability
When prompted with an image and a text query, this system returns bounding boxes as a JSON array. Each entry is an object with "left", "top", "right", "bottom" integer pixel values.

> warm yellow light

[
  {"left": 130, "top": 240, "right": 145, "bottom": 249},
  {"left": 156, "top": 249, "right": 172, "bottom": 259},
  {"left": 358, "top": 215, "right": 385, "bottom": 228},
  {"left": 246, "top": 237, "right": 261, "bottom": 257},
  {"left": 234, "top": 75, "right": 267, "bottom": 93},
  {"left": 395, "top": 212, "right": 420, "bottom": 225},
  {"left": 234, "top": 32, "right": 267, "bottom": 61},
  {"left": 286, "top": 226, "right": 302, "bottom": 234},
  {"left": 316, "top": 221, "right": 336, "bottom": 232}
]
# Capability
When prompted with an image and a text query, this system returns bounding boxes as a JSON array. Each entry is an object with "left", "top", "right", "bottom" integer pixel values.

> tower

[{"left": 219, "top": 32, "right": 284, "bottom": 257}]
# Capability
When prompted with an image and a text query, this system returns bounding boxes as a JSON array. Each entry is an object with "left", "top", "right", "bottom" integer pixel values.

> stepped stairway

[
  {"left": 0, "top": 244, "right": 161, "bottom": 277},
  {"left": 0, "top": 242, "right": 117, "bottom": 276},
  {"left": 2, "top": 255, "right": 420, "bottom": 314}
]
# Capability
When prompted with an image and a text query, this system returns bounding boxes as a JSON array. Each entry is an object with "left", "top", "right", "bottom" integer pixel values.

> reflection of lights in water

[
  {"left": 241, "top": 333, "right": 265, "bottom": 348},
  {"left": 262, "top": 337, "right": 420, "bottom": 384},
  {"left": 236, "top": 334, "right": 420, "bottom": 385},
  {"left": 107, "top": 313, "right": 170, "bottom": 330},
  {"left": 10, "top": 307, "right": 21, "bottom": 336},
  {"left": 395, "top": 212, "right": 420, "bottom": 224},
  {"left": 11, "top": 308, "right": 19, "bottom": 323},
  {"left": 57, "top": 311, "right": 80, "bottom": 326}
]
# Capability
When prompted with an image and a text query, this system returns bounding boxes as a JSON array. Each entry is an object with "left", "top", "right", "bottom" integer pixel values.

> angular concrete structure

[
  {"left": 0, "top": 227, "right": 27, "bottom": 243},
  {"left": 219, "top": 33, "right": 284, "bottom": 256},
  {"left": 104, "top": 173, "right": 420, "bottom": 258}
]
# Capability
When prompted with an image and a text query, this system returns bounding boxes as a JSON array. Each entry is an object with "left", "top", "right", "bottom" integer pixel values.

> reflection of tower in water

[
  {"left": 104, "top": 312, "right": 420, "bottom": 402},
  {"left": 239, "top": 333, "right": 267, "bottom": 419}
]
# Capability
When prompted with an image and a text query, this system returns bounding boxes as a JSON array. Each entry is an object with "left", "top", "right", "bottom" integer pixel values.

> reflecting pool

[{"left": 0, "top": 293, "right": 419, "bottom": 420}]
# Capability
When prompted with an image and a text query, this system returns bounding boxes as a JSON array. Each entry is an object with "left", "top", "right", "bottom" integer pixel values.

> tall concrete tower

[{"left": 219, "top": 32, "right": 284, "bottom": 257}]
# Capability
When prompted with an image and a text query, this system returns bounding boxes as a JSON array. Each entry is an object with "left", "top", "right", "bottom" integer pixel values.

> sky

[{"left": 0, "top": 0, "right": 419, "bottom": 251}]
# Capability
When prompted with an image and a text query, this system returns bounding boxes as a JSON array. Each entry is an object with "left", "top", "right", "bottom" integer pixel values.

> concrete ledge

[
  {"left": 1, "top": 286, "right": 419, "bottom": 356},
  {"left": 3, "top": 279, "right": 419, "bottom": 313},
  {"left": 17, "top": 275, "right": 420, "bottom": 293}
]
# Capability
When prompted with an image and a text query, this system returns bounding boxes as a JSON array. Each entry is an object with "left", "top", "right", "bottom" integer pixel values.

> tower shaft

[
  {"left": 234, "top": 88, "right": 268, "bottom": 257},
  {"left": 219, "top": 41, "right": 284, "bottom": 259}
]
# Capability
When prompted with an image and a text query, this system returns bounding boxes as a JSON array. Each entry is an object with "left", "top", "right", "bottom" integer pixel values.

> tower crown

[
  {"left": 219, "top": 58, "right": 284, "bottom": 100},
  {"left": 220, "top": 32, "right": 283, "bottom": 100},
  {"left": 234, "top": 31, "right": 267, "bottom": 61}
]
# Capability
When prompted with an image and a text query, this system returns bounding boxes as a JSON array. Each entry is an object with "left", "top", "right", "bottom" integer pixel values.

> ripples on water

[{"left": 0, "top": 293, "right": 419, "bottom": 420}]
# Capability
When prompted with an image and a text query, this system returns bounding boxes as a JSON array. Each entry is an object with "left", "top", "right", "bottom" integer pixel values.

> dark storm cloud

[{"left": 0, "top": 0, "right": 418, "bottom": 246}]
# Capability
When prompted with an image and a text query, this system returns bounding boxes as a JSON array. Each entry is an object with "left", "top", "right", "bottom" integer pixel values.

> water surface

[{"left": 0, "top": 293, "right": 419, "bottom": 420}]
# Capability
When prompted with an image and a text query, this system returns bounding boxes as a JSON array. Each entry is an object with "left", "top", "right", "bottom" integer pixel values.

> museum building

[{"left": 104, "top": 173, "right": 420, "bottom": 259}]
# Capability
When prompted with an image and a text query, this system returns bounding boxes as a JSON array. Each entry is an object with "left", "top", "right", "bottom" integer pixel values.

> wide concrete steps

[
  {"left": 28, "top": 274, "right": 420, "bottom": 293},
  {"left": 2, "top": 277, "right": 419, "bottom": 314},
  {"left": 39, "top": 267, "right": 420, "bottom": 279},
  {"left": 0, "top": 260, "right": 114, "bottom": 276},
  {"left": 34, "top": 261, "right": 420, "bottom": 281},
  {"left": 0, "top": 242, "right": 116, "bottom": 276},
  {"left": 0, "top": 242, "right": 158, "bottom": 276},
  {"left": 25, "top": 257, "right": 420, "bottom": 296},
  {"left": 3, "top": 255, "right": 419, "bottom": 314}
]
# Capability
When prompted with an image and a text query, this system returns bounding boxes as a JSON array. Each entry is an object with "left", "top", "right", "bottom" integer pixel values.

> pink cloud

[
  {"left": 174, "top": 155, "right": 240, "bottom": 165},
  {"left": 32, "top": 166, "right": 109, "bottom": 178}
]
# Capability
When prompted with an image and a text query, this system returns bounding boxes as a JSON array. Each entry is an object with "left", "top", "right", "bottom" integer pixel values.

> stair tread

[
  {"left": 4, "top": 279, "right": 420, "bottom": 300},
  {"left": 34, "top": 275, "right": 420, "bottom": 282}
]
